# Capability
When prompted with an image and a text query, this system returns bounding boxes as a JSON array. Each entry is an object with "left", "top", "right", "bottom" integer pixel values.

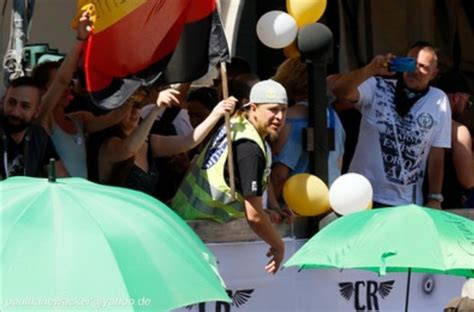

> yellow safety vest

[{"left": 171, "top": 116, "right": 271, "bottom": 223}]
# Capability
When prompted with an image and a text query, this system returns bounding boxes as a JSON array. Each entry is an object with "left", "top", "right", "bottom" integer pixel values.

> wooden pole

[{"left": 220, "top": 62, "right": 236, "bottom": 200}]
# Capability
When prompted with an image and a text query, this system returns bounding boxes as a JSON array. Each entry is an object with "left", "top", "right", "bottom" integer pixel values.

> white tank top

[{"left": 51, "top": 117, "right": 88, "bottom": 178}]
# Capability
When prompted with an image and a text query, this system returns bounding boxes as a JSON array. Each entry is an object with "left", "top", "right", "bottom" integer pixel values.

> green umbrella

[
  {"left": 284, "top": 204, "right": 474, "bottom": 311},
  {"left": 1, "top": 177, "right": 230, "bottom": 311}
]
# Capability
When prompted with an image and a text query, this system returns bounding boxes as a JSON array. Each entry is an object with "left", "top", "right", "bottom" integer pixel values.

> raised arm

[
  {"left": 101, "top": 89, "right": 180, "bottom": 163},
  {"left": 150, "top": 97, "right": 237, "bottom": 157},
  {"left": 170, "top": 82, "right": 191, "bottom": 107},
  {"left": 37, "top": 11, "right": 92, "bottom": 126},
  {"left": 71, "top": 101, "right": 134, "bottom": 134},
  {"left": 330, "top": 54, "right": 394, "bottom": 102}
]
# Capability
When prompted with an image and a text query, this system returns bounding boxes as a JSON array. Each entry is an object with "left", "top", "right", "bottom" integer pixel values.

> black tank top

[
  {"left": 442, "top": 149, "right": 463, "bottom": 208},
  {"left": 123, "top": 145, "right": 159, "bottom": 196}
]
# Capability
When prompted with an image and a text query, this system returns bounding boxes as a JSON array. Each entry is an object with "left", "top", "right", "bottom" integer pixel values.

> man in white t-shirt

[{"left": 330, "top": 41, "right": 451, "bottom": 208}]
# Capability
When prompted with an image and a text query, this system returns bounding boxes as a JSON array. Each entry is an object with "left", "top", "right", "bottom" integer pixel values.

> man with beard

[
  {"left": 330, "top": 41, "right": 451, "bottom": 209},
  {"left": 1, "top": 77, "right": 68, "bottom": 179},
  {"left": 434, "top": 70, "right": 474, "bottom": 208},
  {"left": 172, "top": 80, "right": 287, "bottom": 274}
]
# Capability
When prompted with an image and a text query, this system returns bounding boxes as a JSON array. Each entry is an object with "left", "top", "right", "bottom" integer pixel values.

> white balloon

[
  {"left": 256, "top": 11, "right": 298, "bottom": 49},
  {"left": 329, "top": 173, "right": 373, "bottom": 215}
]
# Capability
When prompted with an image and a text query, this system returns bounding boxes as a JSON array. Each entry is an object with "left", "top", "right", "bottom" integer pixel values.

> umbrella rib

[
  {"left": 81, "top": 183, "right": 221, "bottom": 272},
  {"left": 64, "top": 184, "right": 226, "bottom": 309},
  {"left": 2, "top": 178, "right": 230, "bottom": 310},
  {"left": 59, "top": 186, "right": 136, "bottom": 305},
  {"left": 419, "top": 208, "right": 451, "bottom": 273},
  {"left": 1, "top": 185, "right": 48, "bottom": 257},
  {"left": 430, "top": 219, "right": 447, "bottom": 271}
]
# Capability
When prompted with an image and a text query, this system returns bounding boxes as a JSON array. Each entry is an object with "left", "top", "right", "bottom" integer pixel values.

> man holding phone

[{"left": 329, "top": 41, "right": 451, "bottom": 208}]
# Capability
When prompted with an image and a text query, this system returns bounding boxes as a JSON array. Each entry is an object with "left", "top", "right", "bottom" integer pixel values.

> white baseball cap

[{"left": 248, "top": 79, "right": 288, "bottom": 105}]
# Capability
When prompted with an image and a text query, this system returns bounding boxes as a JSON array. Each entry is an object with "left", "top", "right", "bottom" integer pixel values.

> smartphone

[{"left": 388, "top": 57, "right": 416, "bottom": 72}]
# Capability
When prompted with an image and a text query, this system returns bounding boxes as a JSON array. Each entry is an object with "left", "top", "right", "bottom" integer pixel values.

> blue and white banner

[{"left": 175, "top": 239, "right": 466, "bottom": 312}]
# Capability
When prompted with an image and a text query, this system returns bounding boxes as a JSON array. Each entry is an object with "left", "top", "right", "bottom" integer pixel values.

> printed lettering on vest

[{"left": 202, "top": 127, "right": 228, "bottom": 170}]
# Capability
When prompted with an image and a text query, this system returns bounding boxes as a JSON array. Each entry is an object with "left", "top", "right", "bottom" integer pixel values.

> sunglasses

[
  {"left": 128, "top": 88, "right": 151, "bottom": 108},
  {"left": 467, "top": 99, "right": 473, "bottom": 109}
]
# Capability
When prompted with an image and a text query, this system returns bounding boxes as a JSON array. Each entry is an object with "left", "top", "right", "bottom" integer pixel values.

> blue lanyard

[{"left": 328, "top": 107, "right": 335, "bottom": 129}]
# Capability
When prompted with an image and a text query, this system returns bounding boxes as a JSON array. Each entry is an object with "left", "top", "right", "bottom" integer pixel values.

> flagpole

[{"left": 220, "top": 62, "right": 236, "bottom": 200}]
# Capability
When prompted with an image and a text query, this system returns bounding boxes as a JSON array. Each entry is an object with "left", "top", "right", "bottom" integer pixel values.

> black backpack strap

[
  {"left": 150, "top": 106, "right": 181, "bottom": 135},
  {"left": 161, "top": 106, "right": 181, "bottom": 124}
]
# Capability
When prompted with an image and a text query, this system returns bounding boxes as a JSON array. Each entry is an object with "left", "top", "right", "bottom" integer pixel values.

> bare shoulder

[{"left": 453, "top": 121, "right": 472, "bottom": 145}]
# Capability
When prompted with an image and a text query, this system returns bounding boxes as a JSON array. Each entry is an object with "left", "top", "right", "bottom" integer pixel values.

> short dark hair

[
  {"left": 409, "top": 41, "right": 437, "bottom": 51},
  {"left": 8, "top": 76, "right": 41, "bottom": 89},
  {"left": 187, "top": 87, "right": 218, "bottom": 111},
  {"left": 229, "top": 73, "right": 260, "bottom": 108},
  {"left": 217, "top": 56, "right": 252, "bottom": 78},
  {"left": 31, "top": 61, "right": 62, "bottom": 90},
  {"left": 5, "top": 76, "right": 42, "bottom": 108}
]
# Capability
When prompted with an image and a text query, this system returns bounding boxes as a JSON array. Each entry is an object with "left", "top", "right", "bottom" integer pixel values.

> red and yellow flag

[{"left": 74, "top": 0, "right": 226, "bottom": 109}]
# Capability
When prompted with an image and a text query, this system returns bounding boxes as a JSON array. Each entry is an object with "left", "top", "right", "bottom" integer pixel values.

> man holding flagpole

[{"left": 172, "top": 80, "right": 288, "bottom": 274}]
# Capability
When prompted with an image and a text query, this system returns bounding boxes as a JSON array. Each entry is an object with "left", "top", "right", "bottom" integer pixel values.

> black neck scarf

[{"left": 394, "top": 75, "right": 429, "bottom": 117}]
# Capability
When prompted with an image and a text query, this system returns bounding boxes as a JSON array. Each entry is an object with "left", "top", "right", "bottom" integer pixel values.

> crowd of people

[{"left": 1, "top": 13, "right": 473, "bottom": 274}]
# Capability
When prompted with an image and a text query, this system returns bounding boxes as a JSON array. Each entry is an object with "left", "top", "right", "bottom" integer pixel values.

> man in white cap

[{"left": 172, "top": 80, "right": 287, "bottom": 274}]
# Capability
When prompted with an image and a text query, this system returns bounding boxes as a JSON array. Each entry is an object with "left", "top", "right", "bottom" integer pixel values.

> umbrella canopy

[
  {"left": 285, "top": 204, "right": 474, "bottom": 277},
  {"left": 1, "top": 177, "right": 230, "bottom": 311}
]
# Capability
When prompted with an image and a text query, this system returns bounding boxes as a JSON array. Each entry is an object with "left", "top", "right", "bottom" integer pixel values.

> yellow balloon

[
  {"left": 287, "top": 0, "right": 327, "bottom": 28},
  {"left": 283, "top": 41, "right": 300, "bottom": 58},
  {"left": 283, "top": 173, "right": 330, "bottom": 216}
]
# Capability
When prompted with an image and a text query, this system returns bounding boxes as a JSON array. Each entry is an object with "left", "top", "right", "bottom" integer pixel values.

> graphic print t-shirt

[
  {"left": 349, "top": 77, "right": 451, "bottom": 205},
  {"left": 1, "top": 126, "right": 60, "bottom": 179}
]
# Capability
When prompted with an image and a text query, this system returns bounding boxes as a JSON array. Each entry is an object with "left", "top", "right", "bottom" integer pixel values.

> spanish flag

[{"left": 76, "top": 0, "right": 229, "bottom": 109}]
